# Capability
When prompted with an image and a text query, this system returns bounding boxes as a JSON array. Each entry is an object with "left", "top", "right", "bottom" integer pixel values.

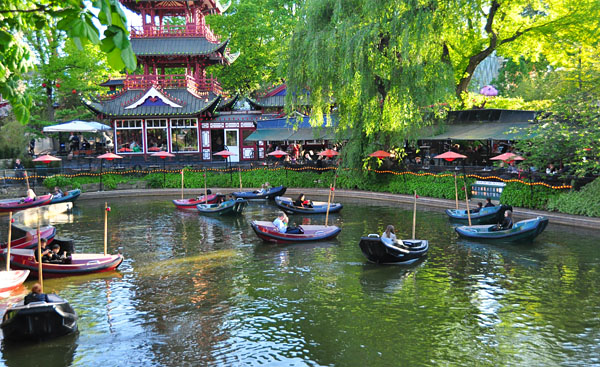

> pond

[{"left": 1, "top": 196, "right": 599, "bottom": 366}]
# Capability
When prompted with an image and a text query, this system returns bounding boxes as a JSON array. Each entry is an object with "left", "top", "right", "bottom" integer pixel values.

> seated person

[
  {"left": 293, "top": 194, "right": 313, "bottom": 208},
  {"left": 24, "top": 283, "right": 50, "bottom": 305},
  {"left": 53, "top": 186, "right": 64, "bottom": 198},
  {"left": 35, "top": 238, "right": 52, "bottom": 262},
  {"left": 492, "top": 210, "right": 513, "bottom": 231},
  {"left": 48, "top": 244, "right": 67, "bottom": 263},
  {"left": 273, "top": 212, "right": 303, "bottom": 234},
  {"left": 381, "top": 225, "right": 407, "bottom": 250},
  {"left": 256, "top": 182, "right": 271, "bottom": 194},
  {"left": 472, "top": 202, "right": 483, "bottom": 213},
  {"left": 21, "top": 188, "right": 36, "bottom": 203},
  {"left": 484, "top": 198, "right": 495, "bottom": 208}
]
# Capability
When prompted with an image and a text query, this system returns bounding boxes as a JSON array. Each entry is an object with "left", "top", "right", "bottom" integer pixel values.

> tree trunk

[{"left": 45, "top": 85, "right": 55, "bottom": 122}]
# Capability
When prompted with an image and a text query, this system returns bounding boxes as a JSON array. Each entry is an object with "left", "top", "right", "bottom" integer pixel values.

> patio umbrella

[
  {"left": 151, "top": 151, "right": 175, "bottom": 187},
  {"left": 267, "top": 150, "right": 289, "bottom": 159},
  {"left": 97, "top": 153, "right": 123, "bottom": 191},
  {"left": 368, "top": 150, "right": 392, "bottom": 159},
  {"left": 33, "top": 154, "right": 61, "bottom": 188},
  {"left": 318, "top": 149, "right": 340, "bottom": 158},
  {"left": 490, "top": 152, "right": 524, "bottom": 163},
  {"left": 433, "top": 151, "right": 467, "bottom": 162},
  {"left": 214, "top": 150, "right": 237, "bottom": 182}
]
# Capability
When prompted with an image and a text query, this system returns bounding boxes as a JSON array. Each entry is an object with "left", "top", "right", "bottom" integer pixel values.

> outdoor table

[
  {"left": 148, "top": 147, "right": 162, "bottom": 152},
  {"left": 118, "top": 148, "right": 133, "bottom": 153}
]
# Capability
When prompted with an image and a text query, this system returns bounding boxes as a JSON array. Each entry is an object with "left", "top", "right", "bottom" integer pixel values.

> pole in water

[
  {"left": 204, "top": 168, "right": 208, "bottom": 204},
  {"left": 412, "top": 191, "right": 417, "bottom": 239},
  {"left": 464, "top": 182, "right": 472, "bottom": 226},
  {"left": 454, "top": 173, "right": 459, "bottom": 209},
  {"left": 325, "top": 184, "right": 333, "bottom": 226},
  {"left": 238, "top": 166, "right": 243, "bottom": 190},
  {"left": 181, "top": 168, "right": 184, "bottom": 200},
  {"left": 104, "top": 202, "right": 108, "bottom": 255},
  {"left": 6, "top": 212, "right": 12, "bottom": 271},
  {"left": 37, "top": 223, "right": 43, "bottom": 292}
]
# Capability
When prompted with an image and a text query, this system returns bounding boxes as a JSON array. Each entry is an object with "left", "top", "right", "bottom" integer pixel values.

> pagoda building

[{"left": 85, "top": 0, "right": 262, "bottom": 162}]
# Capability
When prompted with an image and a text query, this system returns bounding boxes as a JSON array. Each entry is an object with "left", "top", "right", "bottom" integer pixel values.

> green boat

[
  {"left": 446, "top": 204, "right": 512, "bottom": 225},
  {"left": 196, "top": 198, "right": 248, "bottom": 216},
  {"left": 455, "top": 216, "right": 549, "bottom": 243}
]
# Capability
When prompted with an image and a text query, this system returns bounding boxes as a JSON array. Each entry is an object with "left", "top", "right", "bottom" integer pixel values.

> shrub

[
  {"left": 500, "top": 182, "right": 560, "bottom": 210},
  {"left": 546, "top": 178, "right": 600, "bottom": 217}
]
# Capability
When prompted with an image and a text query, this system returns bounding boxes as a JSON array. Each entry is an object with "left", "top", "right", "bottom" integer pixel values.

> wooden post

[
  {"left": 181, "top": 169, "right": 184, "bottom": 200},
  {"left": 324, "top": 184, "right": 333, "bottom": 226},
  {"left": 204, "top": 168, "right": 208, "bottom": 203},
  {"left": 238, "top": 167, "right": 243, "bottom": 190},
  {"left": 104, "top": 202, "right": 108, "bottom": 256},
  {"left": 464, "top": 182, "right": 472, "bottom": 226},
  {"left": 412, "top": 191, "right": 417, "bottom": 239},
  {"left": 6, "top": 212, "right": 12, "bottom": 271},
  {"left": 24, "top": 171, "right": 30, "bottom": 191},
  {"left": 37, "top": 223, "right": 43, "bottom": 292},
  {"left": 454, "top": 173, "right": 459, "bottom": 209},
  {"left": 330, "top": 174, "right": 337, "bottom": 203}
]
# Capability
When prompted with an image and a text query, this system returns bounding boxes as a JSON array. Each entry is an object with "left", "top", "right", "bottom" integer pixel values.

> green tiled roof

[
  {"left": 85, "top": 88, "right": 221, "bottom": 118},
  {"left": 132, "top": 37, "right": 229, "bottom": 57}
]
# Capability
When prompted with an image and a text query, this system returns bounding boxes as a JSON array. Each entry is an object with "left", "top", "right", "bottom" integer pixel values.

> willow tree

[{"left": 286, "top": 0, "right": 455, "bottom": 168}]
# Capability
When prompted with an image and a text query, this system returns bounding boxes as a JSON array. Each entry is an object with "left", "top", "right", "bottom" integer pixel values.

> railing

[
  {"left": 123, "top": 74, "right": 222, "bottom": 94},
  {"left": 130, "top": 24, "right": 220, "bottom": 43}
]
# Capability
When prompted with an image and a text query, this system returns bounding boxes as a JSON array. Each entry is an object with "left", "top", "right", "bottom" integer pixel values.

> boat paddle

[
  {"left": 412, "top": 191, "right": 417, "bottom": 239},
  {"left": 6, "top": 212, "right": 12, "bottom": 271}
]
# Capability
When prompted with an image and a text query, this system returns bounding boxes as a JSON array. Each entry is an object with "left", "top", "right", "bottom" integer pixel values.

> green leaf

[
  {"left": 120, "top": 46, "right": 137, "bottom": 71},
  {"left": 0, "top": 30, "right": 12, "bottom": 43},
  {"left": 110, "top": 11, "right": 127, "bottom": 31},
  {"left": 107, "top": 47, "right": 125, "bottom": 70},
  {"left": 83, "top": 16, "right": 100, "bottom": 44},
  {"left": 100, "top": 37, "right": 115, "bottom": 53},
  {"left": 13, "top": 103, "right": 30, "bottom": 124}
]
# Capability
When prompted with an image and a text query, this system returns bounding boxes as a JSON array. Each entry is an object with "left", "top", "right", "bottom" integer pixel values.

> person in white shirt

[
  {"left": 381, "top": 225, "right": 397, "bottom": 242},
  {"left": 273, "top": 211, "right": 302, "bottom": 234}
]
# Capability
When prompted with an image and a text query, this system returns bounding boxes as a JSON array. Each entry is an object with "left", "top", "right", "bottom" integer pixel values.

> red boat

[
  {"left": 251, "top": 221, "right": 341, "bottom": 244},
  {"left": 0, "top": 224, "right": 56, "bottom": 250},
  {"left": 5, "top": 249, "right": 124, "bottom": 278},
  {"left": 0, "top": 270, "right": 30, "bottom": 293},
  {"left": 172, "top": 194, "right": 222, "bottom": 210},
  {"left": 0, "top": 194, "right": 53, "bottom": 213}
]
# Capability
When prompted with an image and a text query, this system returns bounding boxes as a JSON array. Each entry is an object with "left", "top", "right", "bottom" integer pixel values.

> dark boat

[
  {"left": 275, "top": 196, "right": 343, "bottom": 214},
  {"left": 445, "top": 204, "right": 512, "bottom": 225},
  {"left": 1, "top": 294, "right": 78, "bottom": 341},
  {"left": 49, "top": 189, "right": 81, "bottom": 204},
  {"left": 233, "top": 185, "right": 286, "bottom": 200},
  {"left": 455, "top": 216, "right": 549, "bottom": 242},
  {"left": 172, "top": 193, "right": 222, "bottom": 210},
  {"left": 0, "top": 223, "right": 56, "bottom": 250},
  {"left": 196, "top": 198, "right": 248, "bottom": 216},
  {"left": 0, "top": 194, "right": 53, "bottom": 213},
  {"left": 251, "top": 220, "right": 341, "bottom": 244},
  {"left": 5, "top": 248, "right": 124, "bottom": 278},
  {"left": 359, "top": 235, "right": 429, "bottom": 264}
]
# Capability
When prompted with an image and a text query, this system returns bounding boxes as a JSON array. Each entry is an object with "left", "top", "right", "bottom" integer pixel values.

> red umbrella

[
  {"left": 151, "top": 151, "right": 175, "bottom": 159},
  {"left": 318, "top": 149, "right": 340, "bottom": 158},
  {"left": 490, "top": 152, "right": 524, "bottom": 163},
  {"left": 97, "top": 153, "right": 123, "bottom": 161},
  {"left": 433, "top": 151, "right": 467, "bottom": 162},
  {"left": 368, "top": 150, "right": 392, "bottom": 158},
  {"left": 213, "top": 150, "right": 237, "bottom": 157},
  {"left": 33, "top": 154, "right": 61, "bottom": 163},
  {"left": 267, "top": 150, "right": 289, "bottom": 159}
]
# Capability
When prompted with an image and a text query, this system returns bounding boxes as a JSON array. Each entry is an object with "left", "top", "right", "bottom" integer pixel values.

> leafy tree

[
  {"left": 0, "top": 0, "right": 136, "bottom": 124},
  {"left": 206, "top": 0, "right": 303, "bottom": 93},
  {"left": 513, "top": 91, "right": 600, "bottom": 177}
]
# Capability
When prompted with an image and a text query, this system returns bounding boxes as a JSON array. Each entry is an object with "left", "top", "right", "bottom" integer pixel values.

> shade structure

[
  {"left": 479, "top": 85, "right": 498, "bottom": 96},
  {"left": 318, "top": 149, "right": 340, "bottom": 158},
  {"left": 213, "top": 150, "right": 237, "bottom": 157},
  {"left": 490, "top": 152, "right": 525, "bottom": 163},
  {"left": 32, "top": 154, "right": 61, "bottom": 163},
  {"left": 368, "top": 150, "right": 392, "bottom": 158},
  {"left": 433, "top": 151, "right": 467, "bottom": 162},
  {"left": 97, "top": 153, "right": 122, "bottom": 161},
  {"left": 267, "top": 150, "right": 289, "bottom": 158},
  {"left": 151, "top": 151, "right": 175, "bottom": 159},
  {"left": 42, "top": 120, "right": 111, "bottom": 133}
]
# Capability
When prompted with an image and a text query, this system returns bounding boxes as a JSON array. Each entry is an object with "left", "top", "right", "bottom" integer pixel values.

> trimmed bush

[{"left": 546, "top": 178, "right": 600, "bottom": 217}]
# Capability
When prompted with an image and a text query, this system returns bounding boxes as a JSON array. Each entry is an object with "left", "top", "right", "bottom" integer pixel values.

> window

[
  {"left": 170, "top": 118, "right": 198, "bottom": 152},
  {"left": 146, "top": 119, "right": 168, "bottom": 152},
  {"left": 115, "top": 119, "right": 143, "bottom": 153},
  {"left": 242, "top": 129, "right": 255, "bottom": 147}
]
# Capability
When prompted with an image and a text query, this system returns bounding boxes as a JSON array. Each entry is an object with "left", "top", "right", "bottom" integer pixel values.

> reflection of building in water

[{"left": 13, "top": 202, "right": 74, "bottom": 226}]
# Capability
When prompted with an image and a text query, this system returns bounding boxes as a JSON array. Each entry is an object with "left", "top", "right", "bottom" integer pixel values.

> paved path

[{"left": 79, "top": 187, "right": 600, "bottom": 230}]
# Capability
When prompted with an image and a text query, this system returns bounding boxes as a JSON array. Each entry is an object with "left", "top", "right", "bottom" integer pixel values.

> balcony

[
  {"left": 130, "top": 24, "right": 220, "bottom": 43},
  {"left": 122, "top": 74, "right": 222, "bottom": 95}
]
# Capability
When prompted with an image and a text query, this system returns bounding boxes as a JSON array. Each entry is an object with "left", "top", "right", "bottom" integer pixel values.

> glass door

[{"left": 224, "top": 129, "right": 239, "bottom": 162}]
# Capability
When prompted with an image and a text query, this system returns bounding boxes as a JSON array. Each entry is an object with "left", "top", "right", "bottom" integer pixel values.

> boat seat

[
  {"left": 381, "top": 237, "right": 410, "bottom": 253},
  {"left": 368, "top": 234, "right": 380, "bottom": 238}
]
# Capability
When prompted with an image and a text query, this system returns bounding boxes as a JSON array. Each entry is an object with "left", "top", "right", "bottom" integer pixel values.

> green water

[{"left": 1, "top": 196, "right": 599, "bottom": 366}]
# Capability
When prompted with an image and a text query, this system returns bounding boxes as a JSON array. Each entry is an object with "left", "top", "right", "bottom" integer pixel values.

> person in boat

[
  {"left": 53, "top": 186, "right": 64, "bottom": 198},
  {"left": 472, "top": 202, "right": 483, "bottom": 213},
  {"left": 48, "top": 244, "right": 67, "bottom": 263},
  {"left": 293, "top": 194, "right": 313, "bottom": 208},
  {"left": 24, "top": 283, "right": 50, "bottom": 305},
  {"left": 484, "top": 198, "right": 495, "bottom": 208},
  {"left": 381, "top": 225, "right": 407, "bottom": 249},
  {"left": 256, "top": 182, "right": 272, "bottom": 194},
  {"left": 273, "top": 211, "right": 303, "bottom": 234},
  {"left": 35, "top": 238, "right": 53, "bottom": 262},
  {"left": 492, "top": 210, "right": 513, "bottom": 231}
]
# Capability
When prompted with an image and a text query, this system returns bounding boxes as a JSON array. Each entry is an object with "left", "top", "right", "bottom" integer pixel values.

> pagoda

[{"left": 86, "top": 0, "right": 261, "bottom": 162}]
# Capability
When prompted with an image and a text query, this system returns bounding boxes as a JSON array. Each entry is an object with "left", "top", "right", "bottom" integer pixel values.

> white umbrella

[{"left": 43, "top": 120, "right": 111, "bottom": 133}]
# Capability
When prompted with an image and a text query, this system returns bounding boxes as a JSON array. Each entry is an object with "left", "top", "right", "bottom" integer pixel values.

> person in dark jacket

[
  {"left": 492, "top": 210, "right": 513, "bottom": 231},
  {"left": 484, "top": 198, "right": 495, "bottom": 207},
  {"left": 24, "top": 283, "right": 50, "bottom": 304}
]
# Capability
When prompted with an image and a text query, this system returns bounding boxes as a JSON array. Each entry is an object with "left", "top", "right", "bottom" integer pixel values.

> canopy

[
  {"left": 318, "top": 149, "right": 340, "bottom": 158},
  {"left": 214, "top": 150, "right": 237, "bottom": 157},
  {"left": 433, "top": 151, "right": 467, "bottom": 162},
  {"left": 33, "top": 154, "right": 61, "bottom": 163},
  {"left": 267, "top": 150, "right": 289, "bottom": 158},
  {"left": 43, "top": 120, "right": 111, "bottom": 133},
  {"left": 151, "top": 151, "right": 175, "bottom": 159},
  {"left": 369, "top": 150, "right": 392, "bottom": 158},
  {"left": 490, "top": 152, "right": 525, "bottom": 162},
  {"left": 97, "top": 153, "right": 122, "bottom": 160},
  {"left": 419, "top": 122, "right": 533, "bottom": 140}
]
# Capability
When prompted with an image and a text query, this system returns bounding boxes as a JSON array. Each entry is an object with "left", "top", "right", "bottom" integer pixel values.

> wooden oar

[
  {"left": 24, "top": 171, "right": 30, "bottom": 191},
  {"left": 324, "top": 184, "right": 333, "bottom": 226},
  {"left": 104, "top": 202, "right": 108, "bottom": 255},
  {"left": 204, "top": 168, "right": 208, "bottom": 204},
  {"left": 464, "top": 181, "right": 472, "bottom": 226},
  {"left": 37, "top": 222, "right": 43, "bottom": 292},
  {"left": 180, "top": 169, "right": 184, "bottom": 200},
  {"left": 454, "top": 173, "right": 459, "bottom": 209},
  {"left": 238, "top": 167, "right": 243, "bottom": 190},
  {"left": 412, "top": 191, "right": 417, "bottom": 239},
  {"left": 6, "top": 212, "right": 12, "bottom": 271}
]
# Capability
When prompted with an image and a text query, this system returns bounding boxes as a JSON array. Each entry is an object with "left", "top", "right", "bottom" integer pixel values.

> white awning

[{"left": 43, "top": 120, "right": 111, "bottom": 133}]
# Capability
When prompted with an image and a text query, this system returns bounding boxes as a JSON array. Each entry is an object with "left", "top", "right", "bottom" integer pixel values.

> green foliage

[
  {"left": 0, "top": 0, "right": 136, "bottom": 124},
  {"left": 546, "top": 178, "right": 600, "bottom": 217},
  {"left": 0, "top": 116, "right": 28, "bottom": 159},
  {"left": 500, "top": 182, "right": 560, "bottom": 210},
  {"left": 455, "top": 93, "right": 552, "bottom": 111}
]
